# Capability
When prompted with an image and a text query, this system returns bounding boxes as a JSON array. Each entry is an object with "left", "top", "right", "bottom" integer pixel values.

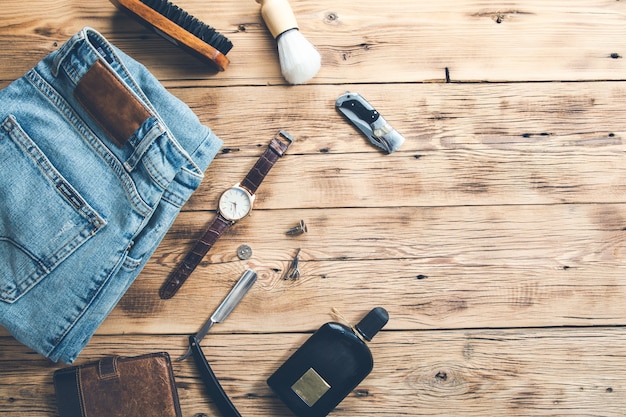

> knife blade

[{"left": 335, "top": 92, "right": 405, "bottom": 153}]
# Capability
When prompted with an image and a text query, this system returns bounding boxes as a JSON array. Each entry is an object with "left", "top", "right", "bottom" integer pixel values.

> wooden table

[{"left": 2, "top": 1, "right": 626, "bottom": 415}]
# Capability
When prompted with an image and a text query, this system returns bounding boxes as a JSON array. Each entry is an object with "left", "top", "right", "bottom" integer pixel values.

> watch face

[{"left": 219, "top": 187, "right": 253, "bottom": 221}]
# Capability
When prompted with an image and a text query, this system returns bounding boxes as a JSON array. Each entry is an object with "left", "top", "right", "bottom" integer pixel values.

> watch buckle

[{"left": 277, "top": 130, "right": 294, "bottom": 149}]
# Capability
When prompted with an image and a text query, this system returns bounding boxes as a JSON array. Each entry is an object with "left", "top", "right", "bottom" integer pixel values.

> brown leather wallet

[{"left": 53, "top": 352, "right": 182, "bottom": 417}]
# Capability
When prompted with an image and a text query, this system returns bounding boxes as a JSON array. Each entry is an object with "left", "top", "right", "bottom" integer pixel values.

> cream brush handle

[{"left": 256, "top": 0, "right": 299, "bottom": 38}]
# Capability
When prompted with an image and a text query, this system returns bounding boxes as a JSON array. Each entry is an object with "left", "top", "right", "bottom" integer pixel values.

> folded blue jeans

[{"left": 0, "top": 27, "right": 222, "bottom": 363}]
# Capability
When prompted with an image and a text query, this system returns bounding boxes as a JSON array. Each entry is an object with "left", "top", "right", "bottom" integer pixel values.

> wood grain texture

[
  {"left": 92, "top": 202, "right": 626, "bottom": 334},
  {"left": 1, "top": 1, "right": 626, "bottom": 85},
  {"left": 2, "top": 331, "right": 625, "bottom": 416},
  {"left": 1, "top": 0, "right": 626, "bottom": 416}
]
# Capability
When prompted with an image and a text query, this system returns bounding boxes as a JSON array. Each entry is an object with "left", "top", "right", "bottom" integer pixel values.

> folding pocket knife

[{"left": 335, "top": 92, "right": 405, "bottom": 153}]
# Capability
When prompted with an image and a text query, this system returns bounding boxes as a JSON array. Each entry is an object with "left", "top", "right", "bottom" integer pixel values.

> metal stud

[{"left": 286, "top": 219, "right": 308, "bottom": 236}]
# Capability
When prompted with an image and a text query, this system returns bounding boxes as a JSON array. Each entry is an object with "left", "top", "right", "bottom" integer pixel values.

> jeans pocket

[{"left": 0, "top": 115, "right": 106, "bottom": 303}]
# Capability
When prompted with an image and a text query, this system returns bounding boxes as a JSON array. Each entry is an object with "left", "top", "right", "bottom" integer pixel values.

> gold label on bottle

[{"left": 291, "top": 368, "right": 331, "bottom": 407}]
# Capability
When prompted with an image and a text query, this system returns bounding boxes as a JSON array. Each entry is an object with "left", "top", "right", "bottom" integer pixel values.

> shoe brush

[{"left": 109, "top": 0, "right": 233, "bottom": 71}]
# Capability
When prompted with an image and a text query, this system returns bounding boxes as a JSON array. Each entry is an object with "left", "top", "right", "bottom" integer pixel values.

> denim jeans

[{"left": 0, "top": 27, "right": 222, "bottom": 363}]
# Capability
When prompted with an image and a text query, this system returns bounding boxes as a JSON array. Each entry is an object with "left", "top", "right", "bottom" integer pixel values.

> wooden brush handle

[
  {"left": 256, "top": 0, "right": 299, "bottom": 39},
  {"left": 110, "top": 0, "right": 230, "bottom": 70}
]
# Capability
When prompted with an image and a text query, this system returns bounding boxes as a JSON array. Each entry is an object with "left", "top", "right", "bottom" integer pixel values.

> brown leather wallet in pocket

[{"left": 53, "top": 352, "right": 182, "bottom": 417}]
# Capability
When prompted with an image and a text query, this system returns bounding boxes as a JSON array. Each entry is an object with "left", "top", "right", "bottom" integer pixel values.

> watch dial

[{"left": 219, "top": 188, "right": 252, "bottom": 220}]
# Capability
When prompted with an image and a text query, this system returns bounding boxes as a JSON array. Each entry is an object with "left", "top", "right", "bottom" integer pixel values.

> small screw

[
  {"left": 237, "top": 244, "right": 253, "bottom": 260},
  {"left": 286, "top": 220, "right": 308, "bottom": 236}
]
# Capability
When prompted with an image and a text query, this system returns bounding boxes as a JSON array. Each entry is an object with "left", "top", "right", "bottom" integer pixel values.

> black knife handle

[
  {"left": 339, "top": 98, "right": 380, "bottom": 123},
  {"left": 190, "top": 335, "right": 242, "bottom": 417}
]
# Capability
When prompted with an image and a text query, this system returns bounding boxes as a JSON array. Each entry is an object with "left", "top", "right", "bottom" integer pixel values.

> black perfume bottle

[{"left": 267, "top": 307, "right": 389, "bottom": 417}]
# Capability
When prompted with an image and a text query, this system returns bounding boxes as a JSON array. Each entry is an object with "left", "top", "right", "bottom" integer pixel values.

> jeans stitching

[
  {"left": 26, "top": 69, "right": 152, "bottom": 217},
  {"left": 0, "top": 116, "right": 105, "bottom": 302}
]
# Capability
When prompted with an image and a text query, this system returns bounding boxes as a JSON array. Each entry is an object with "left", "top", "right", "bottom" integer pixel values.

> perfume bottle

[{"left": 267, "top": 307, "right": 389, "bottom": 417}]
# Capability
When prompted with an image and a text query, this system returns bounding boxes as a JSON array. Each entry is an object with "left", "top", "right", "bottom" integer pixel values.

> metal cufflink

[
  {"left": 283, "top": 248, "right": 301, "bottom": 280},
  {"left": 286, "top": 220, "right": 308, "bottom": 236}
]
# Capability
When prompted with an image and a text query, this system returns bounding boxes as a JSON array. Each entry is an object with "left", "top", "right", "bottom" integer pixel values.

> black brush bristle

[{"left": 140, "top": 0, "right": 233, "bottom": 55}]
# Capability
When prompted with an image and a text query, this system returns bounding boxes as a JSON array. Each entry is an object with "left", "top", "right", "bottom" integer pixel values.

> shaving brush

[{"left": 256, "top": 0, "right": 321, "bottom": 84}]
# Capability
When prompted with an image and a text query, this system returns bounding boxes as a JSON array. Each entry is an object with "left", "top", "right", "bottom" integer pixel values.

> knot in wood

[{"left": 324, "top": 12, "right": 339, "bottom": 24}]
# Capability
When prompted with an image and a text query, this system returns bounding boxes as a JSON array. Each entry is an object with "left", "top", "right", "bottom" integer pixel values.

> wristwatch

[{"left": 159, "top": 130, "right": 294, "bottom": 299}]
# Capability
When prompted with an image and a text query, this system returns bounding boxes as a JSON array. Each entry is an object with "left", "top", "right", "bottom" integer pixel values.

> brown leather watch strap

[
  {"left": 240, "top": 130, "right": 293, "bottom": 194},
  {"left": 159, "top": 215, "right": 232, "bottom": 299},
  {"left": 159, "top": 131, "right": 293, "bottom": 299}
]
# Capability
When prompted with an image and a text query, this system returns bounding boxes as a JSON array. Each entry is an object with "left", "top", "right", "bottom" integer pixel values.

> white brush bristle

[{"left": 277, "top": 29, "right": 321, "bottom": 84}]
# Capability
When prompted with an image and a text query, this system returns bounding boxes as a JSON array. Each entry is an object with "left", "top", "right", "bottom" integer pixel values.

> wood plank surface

[
  {"left": 1, "top": 0, "right": 626, "bottom": 85},
  {"left": 1, "top": 0, "right": 626, "bottom": 416},
  {"left": 2, "top": 330, "right": 626, "bottom": 416}
]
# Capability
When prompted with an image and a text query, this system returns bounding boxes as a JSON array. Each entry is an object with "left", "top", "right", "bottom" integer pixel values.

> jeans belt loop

[{"left": 51, "top": 28, "right": 87, "bottom": 78}]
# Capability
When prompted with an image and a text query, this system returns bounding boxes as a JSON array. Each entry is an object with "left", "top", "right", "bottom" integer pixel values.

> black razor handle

[{"left": 190, "top": 335, "right": 242, "bottom": 417}]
